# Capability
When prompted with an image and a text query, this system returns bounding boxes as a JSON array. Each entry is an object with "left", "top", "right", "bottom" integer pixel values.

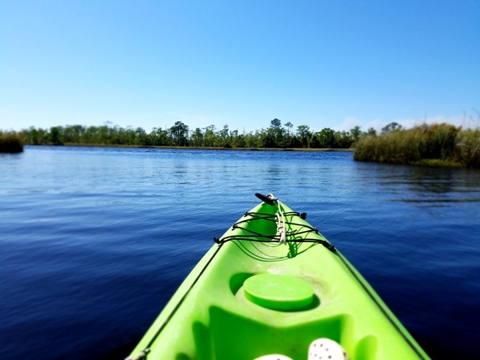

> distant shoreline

[{"left": 27, "top": 143, "right": 355, "bottom": 152}]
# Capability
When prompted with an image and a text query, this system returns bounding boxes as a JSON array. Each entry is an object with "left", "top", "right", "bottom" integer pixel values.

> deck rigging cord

[{"left": 214, "top": 193, "right": 336, "bottom": 256}]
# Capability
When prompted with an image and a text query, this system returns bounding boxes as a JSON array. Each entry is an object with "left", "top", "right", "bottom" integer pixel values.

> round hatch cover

[{"left": 244, "top": 273, "right": 314, "bottom": 311}]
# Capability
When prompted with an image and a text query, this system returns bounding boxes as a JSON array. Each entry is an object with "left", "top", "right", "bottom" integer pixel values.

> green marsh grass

[
  {"left": 354, "top": 123, "right": 480, "bottom": 168},
  {"left": 0, "top": 132, "right": 24, "bottom": 153}
]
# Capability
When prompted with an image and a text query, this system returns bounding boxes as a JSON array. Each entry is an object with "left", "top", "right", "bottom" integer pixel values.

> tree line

[{"left": 11, "top": 118, "right": 380, "bottom": 149}]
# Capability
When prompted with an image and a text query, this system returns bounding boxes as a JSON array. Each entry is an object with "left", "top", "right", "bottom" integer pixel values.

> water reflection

[
  {"left": 266, "top": 163, "right": 283, "bottom": 185},
  {"left": 361, "top": 163, "right": 480, "bottom": 205}
]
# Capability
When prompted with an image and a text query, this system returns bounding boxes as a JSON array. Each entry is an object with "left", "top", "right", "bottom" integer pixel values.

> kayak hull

[{"left": 129, "top": 201, "right": 429, "bottom": 360}]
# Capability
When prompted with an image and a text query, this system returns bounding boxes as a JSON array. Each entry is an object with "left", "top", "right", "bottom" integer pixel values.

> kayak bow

[{"left": 128, "top": 194, "right": 429, "bottom": 360}]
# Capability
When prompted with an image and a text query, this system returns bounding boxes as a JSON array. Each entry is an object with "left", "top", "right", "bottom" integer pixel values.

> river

[{"left": 1, "top": 146, "right": 479, "bottom": 359}]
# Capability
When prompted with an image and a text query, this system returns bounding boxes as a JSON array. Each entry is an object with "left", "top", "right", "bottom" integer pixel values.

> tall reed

[
  {"left": 0, "top": 132, "right": 24, "bottom": 153},
  {"left": 354, "top": 123, "right": 480, "bottom": 168},
  {"left": 457, "top": 129, "right": 480, "bottom": 168}
]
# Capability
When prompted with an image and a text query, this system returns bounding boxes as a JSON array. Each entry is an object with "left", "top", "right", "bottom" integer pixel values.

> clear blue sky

[{"left": 1, "top": 0, "right": 479, "bottom": 133}]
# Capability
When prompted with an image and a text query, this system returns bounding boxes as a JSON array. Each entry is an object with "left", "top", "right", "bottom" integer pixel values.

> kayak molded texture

[{"left": 128, "top": 200, "right": 429, "bottom": 360}]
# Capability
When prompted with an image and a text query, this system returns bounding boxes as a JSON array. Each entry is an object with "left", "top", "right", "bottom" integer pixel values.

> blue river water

[{"left": 1, "top": 146, "right": 479, "bottom": 359}]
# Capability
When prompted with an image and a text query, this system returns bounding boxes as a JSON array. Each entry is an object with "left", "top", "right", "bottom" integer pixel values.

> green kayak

[{"left": 127, "top": 194, "right": 429, "bottom": 360}]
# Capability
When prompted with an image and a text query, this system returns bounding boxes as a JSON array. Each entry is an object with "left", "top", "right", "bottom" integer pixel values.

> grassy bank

[
  {"left": 0, "top": 132, "right": 24, "bottom": 153},
  {"left": 354, "top": 123, "right": 480, "bottom": 168}
]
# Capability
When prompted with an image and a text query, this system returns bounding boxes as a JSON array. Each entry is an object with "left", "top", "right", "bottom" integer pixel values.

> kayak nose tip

[{"left": 255, "top": 193, "right": 276, "bottom": 206}]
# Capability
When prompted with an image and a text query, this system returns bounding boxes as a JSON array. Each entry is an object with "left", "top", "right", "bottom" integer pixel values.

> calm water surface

[{"left": 1, "top": 146, "right": 479, "bottom": 359}]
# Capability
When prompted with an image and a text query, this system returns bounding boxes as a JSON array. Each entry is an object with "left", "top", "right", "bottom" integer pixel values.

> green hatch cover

[{"left": 243, "top": 273, "right": 314, "bottom": 311}]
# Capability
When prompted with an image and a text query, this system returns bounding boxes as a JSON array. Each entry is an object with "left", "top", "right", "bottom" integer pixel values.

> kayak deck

[{"left": 129, "top": 199, "right": 428, "bottom": 360}]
